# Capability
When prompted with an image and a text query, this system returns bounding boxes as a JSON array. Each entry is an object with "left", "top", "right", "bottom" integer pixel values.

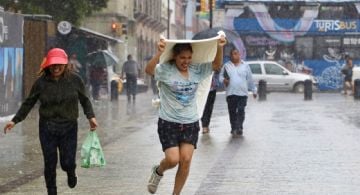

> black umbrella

[
  {"left": 192, "top": 27, "right": 247, "bottom": 59},
  {"left": 86, "top": 50, "right": 119, "bottom": 67}
]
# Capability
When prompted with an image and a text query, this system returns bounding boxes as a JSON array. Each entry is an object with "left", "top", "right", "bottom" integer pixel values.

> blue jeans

[{"left": 226, "top": 95, "right": 248, "bottom": 131}]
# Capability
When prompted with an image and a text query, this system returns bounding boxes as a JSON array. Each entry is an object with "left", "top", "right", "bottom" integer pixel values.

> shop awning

[{"left": 76, "top": 27, "right": 123, "bottom": 44}]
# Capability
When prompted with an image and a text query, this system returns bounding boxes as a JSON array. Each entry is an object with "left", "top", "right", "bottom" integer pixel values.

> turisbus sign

[{"left": 314, "top": 20, "right": 357, "bottom": 32}]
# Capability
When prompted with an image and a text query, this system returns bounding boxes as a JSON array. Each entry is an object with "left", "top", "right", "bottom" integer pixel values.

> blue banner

[
  {"left": 234, "top": 18, "right": 360, "bottom": 35},
  {"left": 224, "top": 0, "right": 359, "bottom": 2}
]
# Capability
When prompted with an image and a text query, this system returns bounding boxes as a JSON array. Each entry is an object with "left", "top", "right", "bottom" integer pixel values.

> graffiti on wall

[
  {"left": 0, "top": 48, "right": 23, "bottom": 118},
  {"left": 0, "top": 12, "right": 24, "bottom": 120}
]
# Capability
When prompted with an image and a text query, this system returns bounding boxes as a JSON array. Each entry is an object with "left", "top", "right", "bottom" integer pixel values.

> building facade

[
  {"left": 133, "top": 0, "right": 167, "bottom": 77},
  {"left": 82, "top": 0, "right": 169, "bottom": 77},
  {"left": 82, "top": 0, "right": 212, "bottom": 78}
]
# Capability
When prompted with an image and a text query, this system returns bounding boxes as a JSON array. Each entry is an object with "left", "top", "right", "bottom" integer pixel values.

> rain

[{"left": 1, "top": 1, "right": 360, "bottom": 194}]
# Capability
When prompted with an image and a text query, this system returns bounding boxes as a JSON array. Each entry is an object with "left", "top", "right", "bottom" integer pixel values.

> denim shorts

[{"left": 157, "top": 118, "right": 200, "bottom": 151}]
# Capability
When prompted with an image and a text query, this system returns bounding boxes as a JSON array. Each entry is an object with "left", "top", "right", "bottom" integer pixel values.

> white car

[
  {"left": 247, "top": 61, "right": 317, "bottom": 93},
  {"left": 352, "top": 66, "right": 360, "bottom": 82}
]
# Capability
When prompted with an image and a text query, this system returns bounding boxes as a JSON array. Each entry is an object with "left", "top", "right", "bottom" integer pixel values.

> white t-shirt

[{"left": 155, "top": 62, "right": 212, "bottom": 124}]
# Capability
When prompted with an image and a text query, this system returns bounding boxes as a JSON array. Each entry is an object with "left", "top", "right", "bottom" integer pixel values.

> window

[
  {"left": 314, "top": 36, "right": 341, "bottom": 59},
  {"left": 295, "top": 37, "right": 313, "bottom": 60},
  {"left": 264, "top": 63, "right": 284, "bottom": 75},
  {"left": 343, "top": 36, "right": 360, "bottom": 59},
  {"left": 318, "top": 6, "right": 344, "bottom": 19},
  {"left": 249, "top": 63, "right": 262, "bottom": 74},
  {"left": 343, "top": 47, "right": 360, "bottom": 59}
]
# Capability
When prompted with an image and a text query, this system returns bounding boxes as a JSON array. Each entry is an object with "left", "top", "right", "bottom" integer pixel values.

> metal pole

[
  {"left": 209, "top": 0, "right": 213, "bottom": 29},
  {"left": 258, "top": 80, "right": 267, "bottom": 101},
  {"left": 304, "top": 79, "right": 313, "bottom": 100},
  {"left": 167, "top": 0, "right": 170, "bottom": 38},
  {"left": 183, "top": 1, "right": 186, "bottom": 39},
  {"left": 354, "top": 79, "right": 360, "bottom": 99}
]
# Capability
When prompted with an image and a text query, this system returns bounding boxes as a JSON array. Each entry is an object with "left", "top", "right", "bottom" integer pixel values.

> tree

[{"left": 0, "top": 0, "right": 109, "bottom": 26}]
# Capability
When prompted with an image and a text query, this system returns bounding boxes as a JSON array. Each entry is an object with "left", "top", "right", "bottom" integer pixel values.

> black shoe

[
  {"left": 67, "top": 171, "right": 77, "bottom": 188},
  {"left": 231, "top": 129, "right": 242, "bottom": 138},
  {"left": 47, "top": 187, "right": 57, "bottom": 195}
]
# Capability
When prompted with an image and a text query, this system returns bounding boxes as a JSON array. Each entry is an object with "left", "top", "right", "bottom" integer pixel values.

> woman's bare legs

[
  {"left": 157, "top": 147, "right": 180, "bottom": 175},
  {"left": 155, "top": 143, "right": 195, "bottom": 195},
  {"left": 173, "top": 143, "right": 195, "bottom": 195}
]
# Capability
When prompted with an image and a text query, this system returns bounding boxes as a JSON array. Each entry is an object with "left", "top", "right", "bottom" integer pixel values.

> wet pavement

[{"left": 1, "top": 91, "right": 360, "bottom": 194}]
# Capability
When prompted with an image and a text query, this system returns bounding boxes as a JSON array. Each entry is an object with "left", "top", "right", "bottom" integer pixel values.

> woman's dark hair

[
  {"left": 169, "top": 43, "right": 192, "bottom": 64},
  {"left": 173, "top": 43, "right": 193, "bottom": 55}
]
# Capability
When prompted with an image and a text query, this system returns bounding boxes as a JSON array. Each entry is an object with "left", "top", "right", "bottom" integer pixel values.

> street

[{"left": 1, "top": 91, "right": 360, "bottom": 194}]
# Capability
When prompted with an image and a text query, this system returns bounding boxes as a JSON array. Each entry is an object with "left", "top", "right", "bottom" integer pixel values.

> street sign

[{"left": 57, "top": 21, "right": 72, "bottom": 35}]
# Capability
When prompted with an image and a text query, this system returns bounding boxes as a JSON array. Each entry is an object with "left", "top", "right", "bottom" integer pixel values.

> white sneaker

[{"left": 147, "top": 165, "right": 163, "bottom": 194}]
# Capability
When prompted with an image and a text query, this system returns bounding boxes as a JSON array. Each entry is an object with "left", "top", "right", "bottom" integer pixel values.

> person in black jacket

[
  {"left": 3, "top": 48, "right": 98, "bottom": 195},
  {"left": 341, "top": 57, "right": 354, "bottom": 95}
]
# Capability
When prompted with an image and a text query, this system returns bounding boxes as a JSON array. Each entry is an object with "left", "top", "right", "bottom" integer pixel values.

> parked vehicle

[
  {"left": 247, "top": 61, "right": 317, "bottom": 93},
  {"left": 352, "top": 66, "right": 360, "bottom": 82}
]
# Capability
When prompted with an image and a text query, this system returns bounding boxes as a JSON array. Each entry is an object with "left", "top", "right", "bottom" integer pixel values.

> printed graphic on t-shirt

[{"left": 171, "top": 81, "right": 197, "bottom": 106}]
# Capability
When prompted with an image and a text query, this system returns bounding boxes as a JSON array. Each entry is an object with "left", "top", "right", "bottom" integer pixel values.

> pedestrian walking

[
  {"left": 219, "top": 48, "right": 257, "bottom": 137},
  {"left": 200, "top": 71, "right": 220, "bottom": 134},
  {"left": 89, "top": 65, "right": 106, "bottom": 100},
  {"left": 145, "top": 35, "right": 226, "bottom": 194},
  {"left": 3, "top": 48, "right": 98, "bottom": 195},
  {"left": 121, "top": 54, "right": 141, "bottom": 102},
  {"left": 69, "top": 53, "right": 82, "bottom": 74},
  {"left": 341, "top": 57, "right": 354, "bottom": 95},
  {"left": 150, "top": 75, "right": 159, "bottom": 99}
]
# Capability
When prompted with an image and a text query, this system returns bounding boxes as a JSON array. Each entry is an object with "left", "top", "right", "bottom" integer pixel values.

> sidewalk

[
  {"left": 2, "top": 92, "right": 360, "bottom": 194},
  {"left": 0, "top": 92, "right": 157, "bottom": 194}
]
